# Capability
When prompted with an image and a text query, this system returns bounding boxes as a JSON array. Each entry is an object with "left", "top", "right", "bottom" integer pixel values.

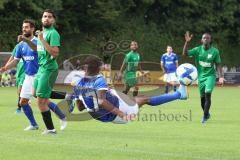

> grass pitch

[{"left": 0, "top": 86, "right": 239, "bottom": 160}]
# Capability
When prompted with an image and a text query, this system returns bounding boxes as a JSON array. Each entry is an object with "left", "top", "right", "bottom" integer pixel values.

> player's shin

[
  {"left": 48, "top": 101, "right": 66, "bottom": 120},
  {"left": 41, "top": 110, "right": 55, "bottom": 130},
  {"left": 148, "top": 91, "right": 181, "bottom": 106},
  {"left": 15, "top": 96, "right": 22, "bottom": 113},
  {"left": 204, "top": 93, "right": 211, "bottom": 118},
  {"left": 123, "top": 85, "right": 131, "bottom": 94},
  {"left": 201, "top": 96, "right": 205, "bottom": 111},
  {"left": 22, "top": 104, "right": 38, "bottom": 127},
  {"left": 133, "top": 90, "right": 138, "bottom": 97}
]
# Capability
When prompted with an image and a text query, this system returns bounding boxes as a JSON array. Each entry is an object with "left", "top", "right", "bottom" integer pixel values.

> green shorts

[
  {"left": 34, "top": 69, "right": 58, "bottom": 98},
  {"left": 124, "top": 71, "right": 137, "bottom": 87},
  {"left": 16, "top": 73, "right": 25, "bottom": 88},
  {"left": 198, "top": 75, "right": 216, "bottom": 97}
]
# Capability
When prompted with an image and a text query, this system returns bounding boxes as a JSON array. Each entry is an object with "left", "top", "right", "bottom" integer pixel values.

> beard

[
  {"left": 23, "top": 33, "right": 31, "bottom": 38},
  {"left": 43, "top": 23, "right": 52, "bottom": 28}
]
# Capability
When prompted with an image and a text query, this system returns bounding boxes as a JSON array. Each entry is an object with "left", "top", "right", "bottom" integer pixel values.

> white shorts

[
  {"left": 112, "top": 93, "right": 139, "bottom": 124},
  {"left": 163, "top": 72, "right": 178, "bottom": 83},
  {"left": 20, "top": 74, "right": 35, "bottom": 99}
]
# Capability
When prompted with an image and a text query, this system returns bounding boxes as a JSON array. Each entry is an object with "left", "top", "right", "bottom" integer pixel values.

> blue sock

[
  {"left": 149, "top": 91, "right": 181, "bottom": 106},
  {"left": 22, "top": 104, "right": 38, "bottom": 127},
  {"left": 48, "top": 102, "right": 66, "bottom": 119},
  {"left": 165, "top": 85, "right": 169, "bottom": 93}
]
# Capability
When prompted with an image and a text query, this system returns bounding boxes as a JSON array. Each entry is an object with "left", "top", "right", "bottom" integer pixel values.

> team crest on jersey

[{"left": 207, "top": 54, "right": 212, "bottom": 59}]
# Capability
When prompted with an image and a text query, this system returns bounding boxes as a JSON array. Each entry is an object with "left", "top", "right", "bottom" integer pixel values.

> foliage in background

[{"left": 0, "top": 0, "right": 240, "bottom": 66}]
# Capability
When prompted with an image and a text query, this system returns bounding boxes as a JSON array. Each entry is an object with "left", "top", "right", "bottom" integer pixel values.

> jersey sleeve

[
  {"left": 49, "top": 31, "right": 60, "bottom": 47},
  {"left": 214, "top": 49, "right": 221, "bottom": 64},
  {"left": 187, "top": 47, "right": 199, "bottom": 57},
  {"left": 94, "top": 77, "right": 108, "bottom": 91},
  {"left": 174, "top": 54, "right": 178, "bottom": 62},
  {"left": 124, "top": 53, "right": 130, "bottom": 64},
  {"left": 15, "top": 44, "right": 22, "bottom": 59},
  {"left": 160, "top": 55, "right": 165, "bottom": 63}
]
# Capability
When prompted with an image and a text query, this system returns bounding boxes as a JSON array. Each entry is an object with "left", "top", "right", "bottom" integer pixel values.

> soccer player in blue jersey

[
  {"left": 0, "top": 19, "right": 67, "bottom": 131},
  {"left": 69, "top": 56, "right": 188, "bottom": 123},
  {"left": 0, "top": 19, "right": 39, "bottom": 130},
  {"left": 161, "top": 46, "right": 178, "bottom": 93}
]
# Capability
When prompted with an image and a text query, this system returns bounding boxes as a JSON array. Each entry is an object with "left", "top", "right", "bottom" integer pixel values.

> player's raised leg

[{"left": 135, "top": 84, "right": 188, "bottom": 107}]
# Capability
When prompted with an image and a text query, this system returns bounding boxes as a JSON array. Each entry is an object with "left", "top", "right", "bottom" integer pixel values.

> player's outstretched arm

[
  {"left": 0, "top": 59, "right": 19, "bottom": 73},
  {"left": 5, "top": 56, "right": 14, "bottom": 66},
  {"left": 182, "top": 31, "right": 193, "bottom": 56},
  {"left": 38, "top": 31, "right": 59, "bottom": 57}
]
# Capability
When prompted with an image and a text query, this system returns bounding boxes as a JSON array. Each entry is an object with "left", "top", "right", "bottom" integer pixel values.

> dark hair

[
  {"left": 23, "top": 19, "right": 35, "bottom": 28},
  {"left": 131, "top": 41, "right": 138, "bottom": 45},
  {"left": 202, "top": 33, "right": 211, "bottom": 38},
  {"left": 84, "top": 56, "right": 103, "bottom": 75},
  {"left": 43, "top": 9, "right": 56, "bottom": 18}
]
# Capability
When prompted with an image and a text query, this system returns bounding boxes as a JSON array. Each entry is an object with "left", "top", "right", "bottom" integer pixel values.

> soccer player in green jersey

[
  {"left": 182, "top": 31, "right": 224, "bottom": 123},
  {"left": 19, "top": 9, "right": 66, "bottom": 134},
  {"left": 119, "top": 41, "right": 142, "bottom": 97},
  {"left": 35, "top": 9, "right": 64, "bottom": 134},
  {"left": 5, "top": 44, "right": 25, "bottom": 113}
]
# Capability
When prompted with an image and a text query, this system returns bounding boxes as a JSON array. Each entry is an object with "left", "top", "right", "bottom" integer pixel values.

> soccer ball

[{"left": 176, "top": 63, "right": 198, "bottom": 86}]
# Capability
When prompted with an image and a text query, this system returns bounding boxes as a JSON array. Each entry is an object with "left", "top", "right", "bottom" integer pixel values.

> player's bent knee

[
  {"left": 20, "top": 98, "right": 29, "bottom": 106},
  {"left": 37, "top": 98, "right": 49, "bottom": 112}
]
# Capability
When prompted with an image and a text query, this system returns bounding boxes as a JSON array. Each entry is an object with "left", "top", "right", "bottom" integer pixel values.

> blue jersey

[
  {"left": 15, "top": 37, "right": 38, "bottom": 75},
  {"left": 75, "top": 75, "right": 119, "bottom": 122},
  {"left": 161, "top": 53, "right": 178, "bottom": 73}
]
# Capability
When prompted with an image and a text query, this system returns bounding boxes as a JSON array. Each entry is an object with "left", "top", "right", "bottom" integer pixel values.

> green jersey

[
  {"left": 37, "top": 26, "right": 60, "bottom": 71},
  {"left": 188, "top": 45, "right": 221, "bottom": 78},
  {"left": 124, "top": 50, "right": 140, "bottom": 72},
  {"left": 11, "top": 44, "right": 25, "bottom": 79}
]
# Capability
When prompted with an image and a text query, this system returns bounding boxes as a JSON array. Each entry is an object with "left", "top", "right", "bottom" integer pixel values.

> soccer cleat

[
  {"left": 202, "top": 114, "right": 211, "bottom": 124},
  {"left": 42, "top": 129, "right": 57, "bottom": 135},
  {"left": 15, "top": 108, "right": 22, "bottom": 114},
  {"left": 60, "top": 118, "right": 67, "bottom": 131},
  {"left": 24, "top": 125, "right": 39, "bottom": 131},
  {"left": 178, "top": 85, "right": 188, "bottom": 100}
]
